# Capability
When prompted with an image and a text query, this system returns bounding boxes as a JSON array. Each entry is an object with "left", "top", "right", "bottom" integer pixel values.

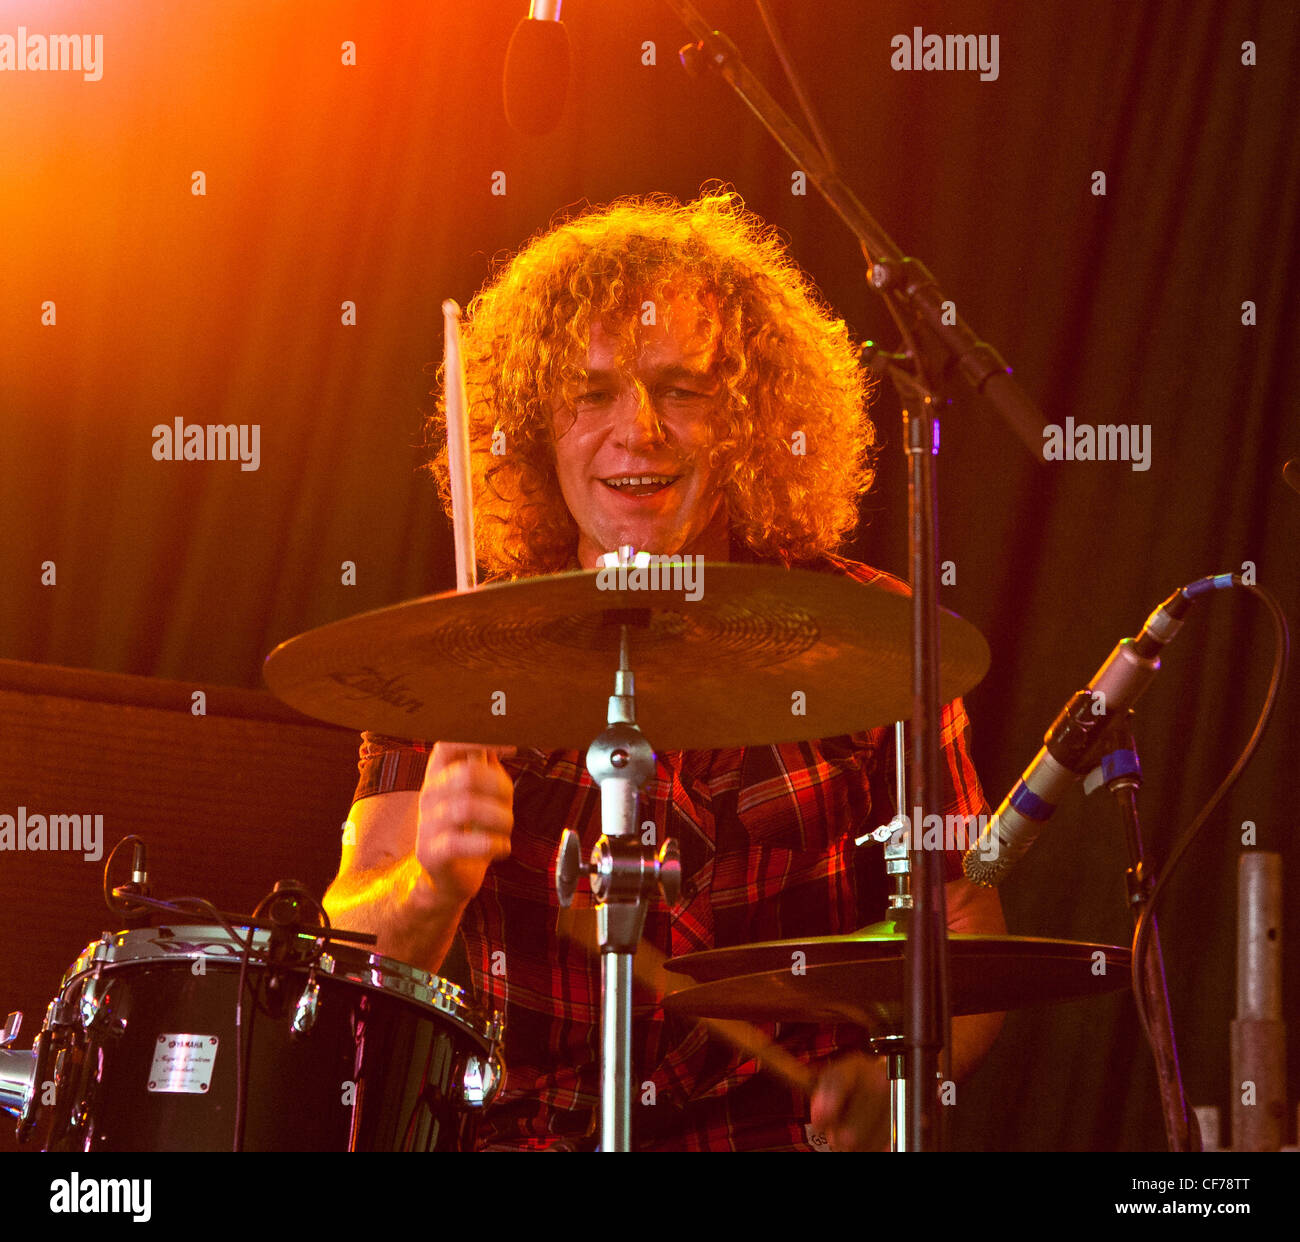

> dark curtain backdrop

[{"left": 2, "top": 0, "right": 1296, "bottom": 1152}]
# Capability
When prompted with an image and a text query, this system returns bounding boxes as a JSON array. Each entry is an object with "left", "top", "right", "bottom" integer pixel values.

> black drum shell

[{"left": 39, "top": 939, "right": 491, "bottom": 1152}]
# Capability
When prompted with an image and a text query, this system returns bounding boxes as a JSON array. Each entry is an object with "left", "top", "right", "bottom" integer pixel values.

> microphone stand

[
  {"left": 1085, "top": 712, "right": 1198, "bottom": 1151},
  {"left": 666, "top": 0, "right": 1047, "bottom": 1150}
]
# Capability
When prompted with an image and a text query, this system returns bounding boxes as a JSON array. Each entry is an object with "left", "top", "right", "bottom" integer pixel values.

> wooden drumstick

[
  {"left": 556, "top": 910, "right": 815, "bottom": 1096},
  {"left": 441, "top": 298, "right": 490, "bottom": 764},
  {"left": 441, "top": 299, "right": 477, "bottom": 593}
]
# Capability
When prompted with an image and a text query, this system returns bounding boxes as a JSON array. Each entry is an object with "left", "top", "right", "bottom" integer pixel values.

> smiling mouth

[{"left": 600, "top": 474, "right": 681, "bottom": 498}]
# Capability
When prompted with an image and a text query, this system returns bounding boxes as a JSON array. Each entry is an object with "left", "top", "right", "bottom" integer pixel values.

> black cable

[
  {"left": 233, "top": 930, "right": 257, "bottom": 1152},
  {"left": 1130, "top": 580, "right": 1290, "bottom": 1046}
]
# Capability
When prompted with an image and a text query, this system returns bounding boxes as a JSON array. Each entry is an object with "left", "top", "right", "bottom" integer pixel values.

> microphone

[
  {"left": 130, "top": 838, "right": 149, "bottom": 893},
  {"left": 116, "top": 837, "right": 152, "bottom": 927},
  {"left": 503, "top": 1, "right": 571, "bottom": 136},
  {"left": 963, "top": 576, "right": 1236, "bottom": 885}
]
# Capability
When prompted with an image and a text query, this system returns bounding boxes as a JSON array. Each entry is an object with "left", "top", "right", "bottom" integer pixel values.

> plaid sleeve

[
  {"left": 937, "top": 696, "right": 989, "bottom": 882},
  {"left": 352, "top": 731, "right": 435, "bottom": 803}
]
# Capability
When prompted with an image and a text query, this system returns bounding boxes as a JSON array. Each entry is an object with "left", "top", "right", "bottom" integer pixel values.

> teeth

[{"left": 606, "top": 475, "right": 674, "bottom": 487}]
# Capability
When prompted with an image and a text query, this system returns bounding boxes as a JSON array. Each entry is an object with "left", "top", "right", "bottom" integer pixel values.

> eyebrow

[{"left": 579, "top": 364, "right": 715, "bottom": 384}]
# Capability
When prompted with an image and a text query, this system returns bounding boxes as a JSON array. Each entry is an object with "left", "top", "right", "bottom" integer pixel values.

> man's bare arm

[
  {"left": 323, "top": 744, "right": 516, "bottom": 975},
  {"left": 944, "top": 875, "right": 1008, "bottom": 1081},
  {"left": 324, "top": 791, "right": 463, "bottom": 974}
]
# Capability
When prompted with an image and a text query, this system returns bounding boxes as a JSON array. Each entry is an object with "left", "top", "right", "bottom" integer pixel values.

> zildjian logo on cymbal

[{"left": 329, "top": 667, "right": 424, "bottom": 713}]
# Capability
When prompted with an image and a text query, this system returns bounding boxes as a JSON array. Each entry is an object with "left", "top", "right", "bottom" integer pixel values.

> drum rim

[{"left": 58, "top": 925, "right": 500, "bottom": 1049}]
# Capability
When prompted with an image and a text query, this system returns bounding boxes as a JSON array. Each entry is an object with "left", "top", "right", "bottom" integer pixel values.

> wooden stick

[{"left": 441, "top": 299, "right": 477, "bottom": 592}]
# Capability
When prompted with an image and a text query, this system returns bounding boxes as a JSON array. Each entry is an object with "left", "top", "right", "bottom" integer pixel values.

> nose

[{"left": 615, "top": 381, "right": 667, "bottom": 449}]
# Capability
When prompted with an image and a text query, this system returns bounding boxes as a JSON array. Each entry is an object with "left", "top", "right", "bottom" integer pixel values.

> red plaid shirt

[{"left": 351, "top": 554, "right": 987, "bottom": 1150}]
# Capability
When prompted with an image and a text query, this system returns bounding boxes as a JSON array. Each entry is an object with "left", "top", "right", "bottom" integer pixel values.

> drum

[{"left": 15, "top": 925, "right": 502, "bottom": 1152}]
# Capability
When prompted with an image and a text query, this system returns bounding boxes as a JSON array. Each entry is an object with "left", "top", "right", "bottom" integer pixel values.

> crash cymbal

[
  {"left": 262, "top": 563, "right": 989, "bottom": 750},
  {"left": 661, "top": 933, "right": 1130, "bottom": 1029},
  {"left": 263, "top": 563, "right": 990, "bottom": 749}
]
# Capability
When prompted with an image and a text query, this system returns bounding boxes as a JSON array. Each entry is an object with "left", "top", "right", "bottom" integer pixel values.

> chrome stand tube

[{"left": 554, "top": 555, "right": 682, "bottom": 1152}]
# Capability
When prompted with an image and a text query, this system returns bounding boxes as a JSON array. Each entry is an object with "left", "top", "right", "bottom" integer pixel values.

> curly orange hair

[{"left": 428, "top": 188, "right": 877, "bottom": 579}]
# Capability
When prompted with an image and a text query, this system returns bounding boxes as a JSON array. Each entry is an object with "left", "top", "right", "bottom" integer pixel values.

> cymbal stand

[
  {"left": 859, "top": 721, "right": 916, "bottom": 1150},
  {"left": 555, "top": 560, "right": 681, "bottom": 1152},
  {"left": 865, "top": 1034, "right": 910, "bottom": 1151},
  {"left": 858, "top": 721, "right": 915, "bottom": 923}
]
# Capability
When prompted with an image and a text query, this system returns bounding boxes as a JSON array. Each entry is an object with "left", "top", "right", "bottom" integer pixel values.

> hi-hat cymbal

[
  {"left": 263, "top": 563, "right": 989, "bottom": 750},
  {"left": 662, "top": 932, "right": 1131, "bottom": 1029}
]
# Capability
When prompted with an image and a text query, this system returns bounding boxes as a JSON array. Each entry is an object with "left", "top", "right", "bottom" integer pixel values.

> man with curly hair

[{"left": 325, "top": 189, "right": 1004, "bottom": 1151}]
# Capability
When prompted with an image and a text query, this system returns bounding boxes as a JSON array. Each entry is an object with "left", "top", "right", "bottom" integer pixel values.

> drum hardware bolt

[
  {"left": 860, "top": 812, "right": 908, "bottom": 847},
  {"left": 1, "top": 1012, "right": 21, "bottom": 1048},
  {"left": 555, "top": 829, "right": 591, "bottom": 907},
  {"left": 655, "top": 839, "right": 682, "bottom": 908},
  {"left": 292, "top": 974, "right": 321, "bottom": 1036}
]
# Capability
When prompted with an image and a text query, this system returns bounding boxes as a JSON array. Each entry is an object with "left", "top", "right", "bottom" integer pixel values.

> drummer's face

[{"left": 552, "top": 308, "right": 730, "bottom": 568}]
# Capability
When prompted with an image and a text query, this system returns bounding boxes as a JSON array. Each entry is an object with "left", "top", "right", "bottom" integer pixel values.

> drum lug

[
  {"left": 292, "top": 974, "right": 320, "bottom": 1035},
  {"left": 79, "top": 971, "right": 109, "bottom": 1031},
  {"left": 47, "top": 993, "right": 80, "bottom": 1030},
  {"left": 461, "top": 1049, "right": 504, "bottom": 1108},
  {"left": 462, "top": 1009, "right": 506, "bottom": 1107}
]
